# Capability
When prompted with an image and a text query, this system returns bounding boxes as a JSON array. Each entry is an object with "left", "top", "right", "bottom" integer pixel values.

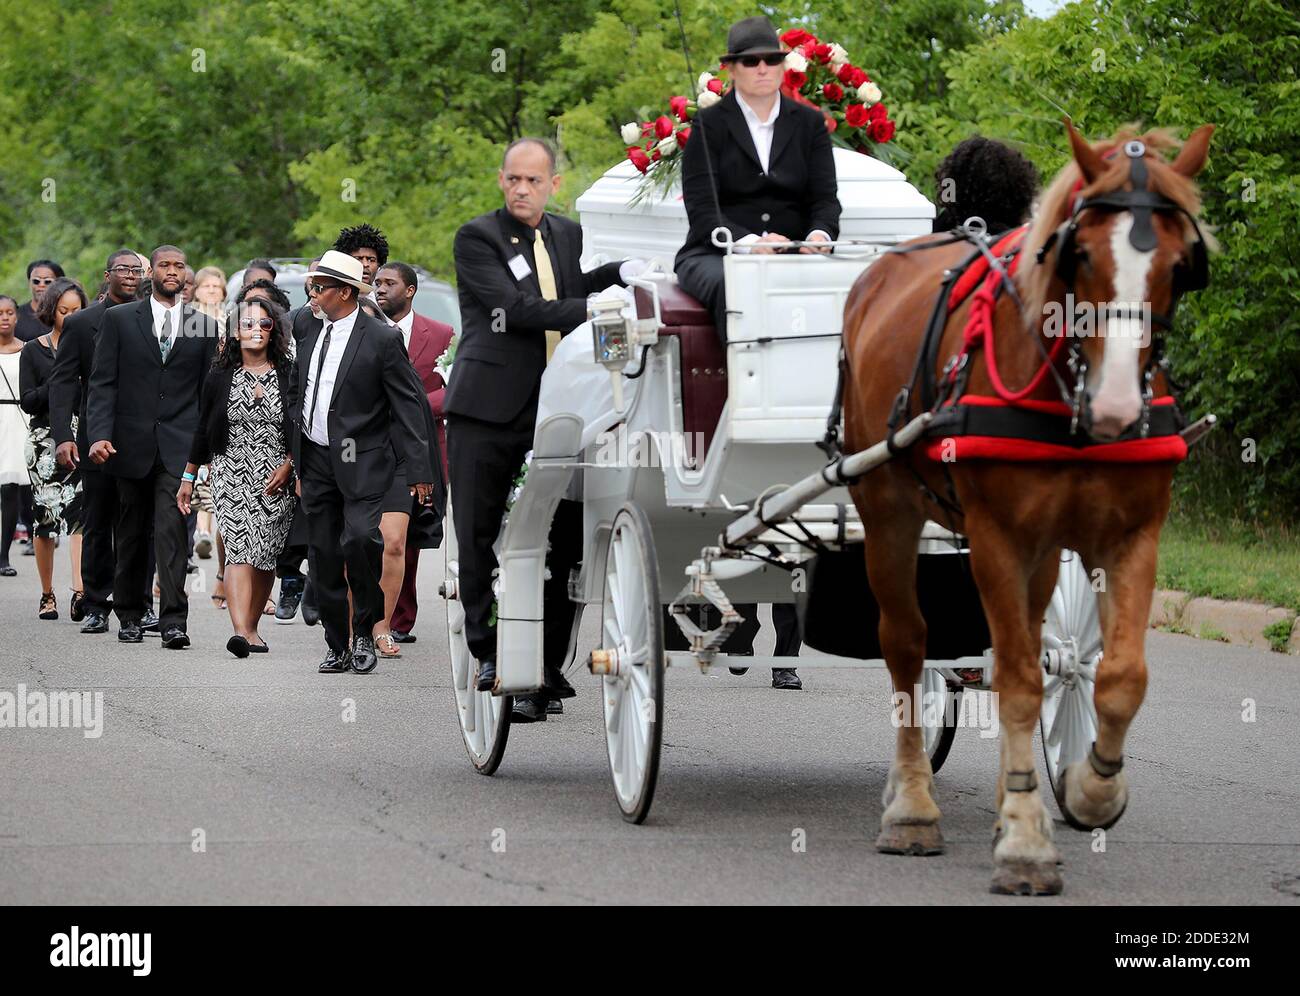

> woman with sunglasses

[
  {"left": 178, "top": 298, "right": 296, "bottom": 658},
  {"left": 673, "top": 15, "right": 841, "bottom": 344}
]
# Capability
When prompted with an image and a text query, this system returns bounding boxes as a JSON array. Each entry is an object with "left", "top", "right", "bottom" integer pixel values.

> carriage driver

[{"left": 674, "top": 14, "right": 842, "bottom": 343}]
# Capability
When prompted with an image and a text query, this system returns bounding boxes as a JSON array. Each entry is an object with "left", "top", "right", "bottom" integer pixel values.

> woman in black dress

[
  {"left": 178, "top": 298, "right": 296, "bottom": 658},
  {"left": 20, "top": 278, "right": 88, "bottom": 620}
]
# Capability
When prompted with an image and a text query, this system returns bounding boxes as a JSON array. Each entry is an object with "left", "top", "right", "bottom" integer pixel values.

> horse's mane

[{"left": 1018, "top": 125, "right": 1212, "bottom": 324}]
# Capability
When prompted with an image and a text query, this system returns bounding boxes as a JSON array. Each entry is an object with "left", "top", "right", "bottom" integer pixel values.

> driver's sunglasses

[
  {"left": 738, "top": 54, "right": 785, "bottom": 67},
  {"left": 238, "top": 317, "right": 276, "bottom": 332}
]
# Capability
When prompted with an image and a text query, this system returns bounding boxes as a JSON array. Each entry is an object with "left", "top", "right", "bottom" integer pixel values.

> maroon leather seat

[{"left": 634, "top": 283, "right": 726, "bottom": 468}]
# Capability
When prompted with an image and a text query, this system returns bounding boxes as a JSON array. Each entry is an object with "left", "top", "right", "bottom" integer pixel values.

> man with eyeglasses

[
  {"left": 674, "top": 15, "right": 840, "bottom": 341},
  {"left": 49, "top": 249, "right": 154, "bottom": 635},
  {"left": 16, "top": 260, "right": 66, "bottom": 342},
  {"left": 86, "top": 245, "right": 220, "bottom": 649}
]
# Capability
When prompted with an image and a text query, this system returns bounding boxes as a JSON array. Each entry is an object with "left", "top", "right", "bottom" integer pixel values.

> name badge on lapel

[{"left": 507, "top": 254, "right": 532, "bottom": 281}]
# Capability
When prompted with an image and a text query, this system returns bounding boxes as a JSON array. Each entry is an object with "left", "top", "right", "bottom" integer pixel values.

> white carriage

[{"left": 440, "top": 150, "right": 1102, "bottom": 822}]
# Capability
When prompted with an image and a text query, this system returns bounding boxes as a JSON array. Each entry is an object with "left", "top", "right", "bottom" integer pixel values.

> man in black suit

[
  {"left": 447, "top": 137, "right": 641, "bottom": 722},
  {"left": 49, "top": 248, "right": 146, "bottom": 634},
  {"left": 292, "top": 250, "right": 434, "bottom": 674},
  {"left": 674, "top": 15, "right": 841, "bottom": 342},
  {"left": 86, "top": 245, "right": 220, "bottom": 648}
]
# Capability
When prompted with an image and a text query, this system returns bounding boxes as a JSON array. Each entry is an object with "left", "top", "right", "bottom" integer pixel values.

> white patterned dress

[{"left": 210, "top": 368, "right": 294, "bottom": 571}]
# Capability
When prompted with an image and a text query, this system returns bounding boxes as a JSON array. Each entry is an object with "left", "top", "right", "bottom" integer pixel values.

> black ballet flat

[
  {"left": 248, "top": 640, "right": 269, "bottom": 654},
  {"left": 226, "top": 635, "right": 250, "bottom": 659}
]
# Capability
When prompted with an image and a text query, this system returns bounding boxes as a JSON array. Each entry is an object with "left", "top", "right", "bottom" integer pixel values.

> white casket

[{"left": 576, "top": 146, "right": 935, "bottom": 266}]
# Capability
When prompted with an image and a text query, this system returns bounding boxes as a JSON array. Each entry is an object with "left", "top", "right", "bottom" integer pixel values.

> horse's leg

[
  {"left": 967, "top": 518, "right": 1064, "bottom": 895},
  {"left": 864, "top": 511, "right": 944, "bottom": 856},
  {"left": 1056, "top": 525, "right": 1157, "bottom": 830}
]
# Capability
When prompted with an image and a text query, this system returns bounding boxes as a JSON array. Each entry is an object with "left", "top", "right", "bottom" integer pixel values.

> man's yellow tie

[{"left": 534, "top": 227, "right": 561, "bottom": 362}]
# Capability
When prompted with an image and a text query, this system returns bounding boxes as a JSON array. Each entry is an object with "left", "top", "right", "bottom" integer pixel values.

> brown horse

[{"left": 842, "top": 120, "right": 1214, "bottom": 895}]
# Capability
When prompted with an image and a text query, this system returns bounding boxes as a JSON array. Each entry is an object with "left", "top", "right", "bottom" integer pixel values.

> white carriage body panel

[{"left": 575, "top": 147, "right": 935, "bottom": 268}]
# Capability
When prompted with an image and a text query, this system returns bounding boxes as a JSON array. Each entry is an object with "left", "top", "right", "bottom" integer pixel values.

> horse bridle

[{"left": 1033, "top": 140, "right": 1210, "bottom": 436}]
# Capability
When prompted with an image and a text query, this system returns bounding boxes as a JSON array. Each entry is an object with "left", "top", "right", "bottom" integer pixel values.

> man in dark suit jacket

[
  {"left": 86, "top": 245, "right": 220, "bottom": 648},
  {"left": 447, "top": 137, "right": 641, "bottom": 722},
  {"left": 375, "top": 262, "right": 454, "bottom": 647},
  {"left": 674, "top": 15, "right": 841, "bottom": 342},
  {"left": 292, "top": 250, "right": 435, "bottom": 675},
  {"left": 49, "top": 248, "right": 145, "bottom": 634}
]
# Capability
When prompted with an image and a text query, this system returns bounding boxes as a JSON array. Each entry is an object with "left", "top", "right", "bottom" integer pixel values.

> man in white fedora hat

[{"left": 292, "top": 249, "right": 435, "bottom": 674}]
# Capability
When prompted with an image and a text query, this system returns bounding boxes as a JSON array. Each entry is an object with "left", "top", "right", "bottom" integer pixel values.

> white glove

[{"left": 619, "top": 258, "right": 650, "bottom": 282}]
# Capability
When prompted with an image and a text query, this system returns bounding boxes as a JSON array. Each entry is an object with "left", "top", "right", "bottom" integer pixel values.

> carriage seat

[{"left": 633, "top": 282, "right": 726, "bottom": 466}]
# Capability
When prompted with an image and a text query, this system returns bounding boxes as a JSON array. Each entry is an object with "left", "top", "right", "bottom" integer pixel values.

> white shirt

[
  {"left": 733, "top": 92, "right": 830, "bottom": 251},
  {"left": 302, "top": 305, "right": 359, "bottom": 446},
  {"left": 149, "top": 296, "right": 183, "bottom": 351},
  {"left": 393, "top": 309, "right": 415, "bottom": 352}
]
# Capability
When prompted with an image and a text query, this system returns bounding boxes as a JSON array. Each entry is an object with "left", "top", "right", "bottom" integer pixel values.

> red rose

[
  {"left": 868, "top": 118, "right": 896, "bottom": 144},
  {"left": 677, "top": 126, "right": 691, "bottom": 146},
  {"left": 844, "top": 103, "right": 869, "bottom": 128},
  {"left": 628, "top": 147, "right": 651, "bottom": 173},
  {"left": 850, "top": 67, "right": 869, "bottom": 88},
  {"left": 781, "top": 28, "right": 814, "bottom": 47},
  {"left": 812, "top": 43, "right": 833, "bottom": 63},
  {"left": 651, "top": 148, "right": 661, "bottom": 162},
  {"left": 654, "top": 115, "right": 674, "bottom": 139},
  {"left": 822, "top": 82, "right": 844, "bottom": 102},
  {"left": 836, "top": 63, "right": 855, "bottom": 84},
  {"left": 867, "top": 102, "right": 888, "bottom": 122},
  {"left": 800, "top": 41, "right": 816, "bottom": 58},
  {"left": 669, "top": 95, "right": 690, "bottom": 122},
  {"left": 783, "top": 69, "right": 807, "bottom": 91},
  {"left": 707, "top": 77, "right": 724, "bottom": 94}
]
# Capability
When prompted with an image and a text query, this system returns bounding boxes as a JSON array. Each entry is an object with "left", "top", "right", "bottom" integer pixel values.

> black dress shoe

[
  {"left": 543, "top": 666, "right": 576, "bottom": 700},
  {"left": 728, "top": 666, "right": 750, "bottom": 675},
  {"left": 117, "top": 621, "right": 143, "bottom": 643},
  {"left": 511, "top": 693, "right": 548, "bottom": 723},
  {"left": 390, "top": 630, "right": 416, "bottom": 644},
  {"left": 317, "top": 649, "right": 352, "bottom": 673},
  {"left": 161, "top": 626, "right": 190, "bottom": 650},
  {"left": 350, "top": 635, "right": 378, "bottom": 674},
  {"left": 475, "top": 658, "right": 497, "bottom": 692},
  {"left": 771, "top": 668, "right": 802, "bottom": 690},
  {"left": 546, "top": 698, "right": 564, "bottom": 715},
  {"left": 81, "top": 612, "right": 109, "bottom": 634},
  {"left": 140, "top": 610, "right": 160, "bottom": 634},
  {"left": 226, "top": 634, "right": 250, "bottom": 659}
]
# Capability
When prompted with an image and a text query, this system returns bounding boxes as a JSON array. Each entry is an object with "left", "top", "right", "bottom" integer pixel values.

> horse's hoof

[
  {"left": 876, "top": 822, "right": 945, "bottom": 856},
  {"left": 1056, "top": 764, "right": 1128, "bottom": 832},
  {"left": 989, "top": 860, "right": 1064, "bottom": 896}
]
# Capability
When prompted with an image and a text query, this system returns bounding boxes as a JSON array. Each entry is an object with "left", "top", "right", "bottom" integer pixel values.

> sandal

[
  {"left": 70, "top": 590, "right": 86, "bottom": 622},
  {"left": 375, "top": 633, "right": 402, "bottom": 658},
  {"left": 262, "top": 598, "right": 276, "bottom": 616},
  {"left": 211, "top": 572, "right": 227, "bottom": 610},
  {"left": 39, "top": 590, "right": 58, "bottom": 620}
]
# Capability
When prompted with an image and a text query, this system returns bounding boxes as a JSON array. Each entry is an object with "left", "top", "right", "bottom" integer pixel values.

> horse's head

[{"left": 1024, "top": 120, "right": 1214, "bottom": 440}]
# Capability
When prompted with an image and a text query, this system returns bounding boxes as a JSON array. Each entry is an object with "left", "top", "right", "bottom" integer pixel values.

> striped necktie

[{"left": 159, "top": 310, "right": 173, "bottom": 362}]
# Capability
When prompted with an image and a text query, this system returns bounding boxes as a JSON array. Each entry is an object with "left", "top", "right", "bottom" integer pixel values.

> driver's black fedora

[{"left": 720, "top": 15, "right": 786, "bottom": 62}]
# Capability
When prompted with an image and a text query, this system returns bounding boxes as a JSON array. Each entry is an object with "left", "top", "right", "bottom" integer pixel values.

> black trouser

[
  {"left": 299, "top": 439, "right": 384, "bottom": 656},
  {"left": 674, "top": 251, "right": 728, "bottom": 345},
  {"left": 114, "top": 458, "right": 187, "bottom": 630},
  {"left": 448, "top": 408, "right": 580, "bottom": 668},
  {"left": 663, "top": 601, "right": 802, "bottom": 658},
  {"left": 80, "top": 459, "right": 119, "bottom": 616}
]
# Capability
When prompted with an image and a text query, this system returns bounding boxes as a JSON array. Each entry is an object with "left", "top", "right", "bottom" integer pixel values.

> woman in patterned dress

[
  {"left": 20, "top": 278, "right": 88, "bottom": 620},
  {"left": 178, "top": 298, "right": 296, "bottom": 658}
]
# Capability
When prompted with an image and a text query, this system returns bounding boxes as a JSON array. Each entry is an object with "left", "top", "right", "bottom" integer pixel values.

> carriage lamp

[{"left": 590, "top": 295, "right": 633, "bottom": 412}]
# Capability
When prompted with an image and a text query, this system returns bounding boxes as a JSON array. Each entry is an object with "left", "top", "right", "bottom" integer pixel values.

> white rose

[
  {"left": 656, "top": 134, "right": 678, "bottom": 157},
  {"left": 858, "top": 81, "right": 882, "bottom": 105},
  {"left": 697, "top": 89, "right": 721, "bottom": 109},
  {"left": 784, "top": 50, "right": 808, "bottom": 73},
  {"left": 697, "top": 71, "right": 716, "bottom": 93},
  {"left": 828, "top": 43, "right": 849, "bottom": 67},
  {"left": 620, "top": 122, "right": 641, "bottom": 145}
]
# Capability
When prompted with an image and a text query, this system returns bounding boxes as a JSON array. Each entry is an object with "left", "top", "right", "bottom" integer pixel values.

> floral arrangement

[{"left": 619, "top": 27, "right": 899, "bottom": 198}]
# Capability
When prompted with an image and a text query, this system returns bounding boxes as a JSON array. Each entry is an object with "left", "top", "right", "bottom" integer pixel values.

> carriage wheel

[
  {"left": 597, "top": 502, "right": 664, "bottom": 824},
  {"left": 1039, "top": 550, "right": 1102, "bottom": 808},
  {"left": 443, "top": 494, "right": 511, "bottom": 775},
  {"left": 922, "top": 666, "right": 961, "bottom": 775}
]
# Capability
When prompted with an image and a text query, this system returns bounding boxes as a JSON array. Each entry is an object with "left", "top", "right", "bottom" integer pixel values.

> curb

[{"left": 1149, "top": 588, "right": 1297, "bottom": 654}]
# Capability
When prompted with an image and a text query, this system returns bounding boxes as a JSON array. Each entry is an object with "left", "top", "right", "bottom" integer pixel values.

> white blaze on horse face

[{"left": 1088, "top": 215, "right": 1151, "bottom": 440}]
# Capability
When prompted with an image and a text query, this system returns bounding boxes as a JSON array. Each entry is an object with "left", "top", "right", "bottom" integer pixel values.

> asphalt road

[{"left": 2, "top": 546, "right": 1297, "bottom": 905}]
